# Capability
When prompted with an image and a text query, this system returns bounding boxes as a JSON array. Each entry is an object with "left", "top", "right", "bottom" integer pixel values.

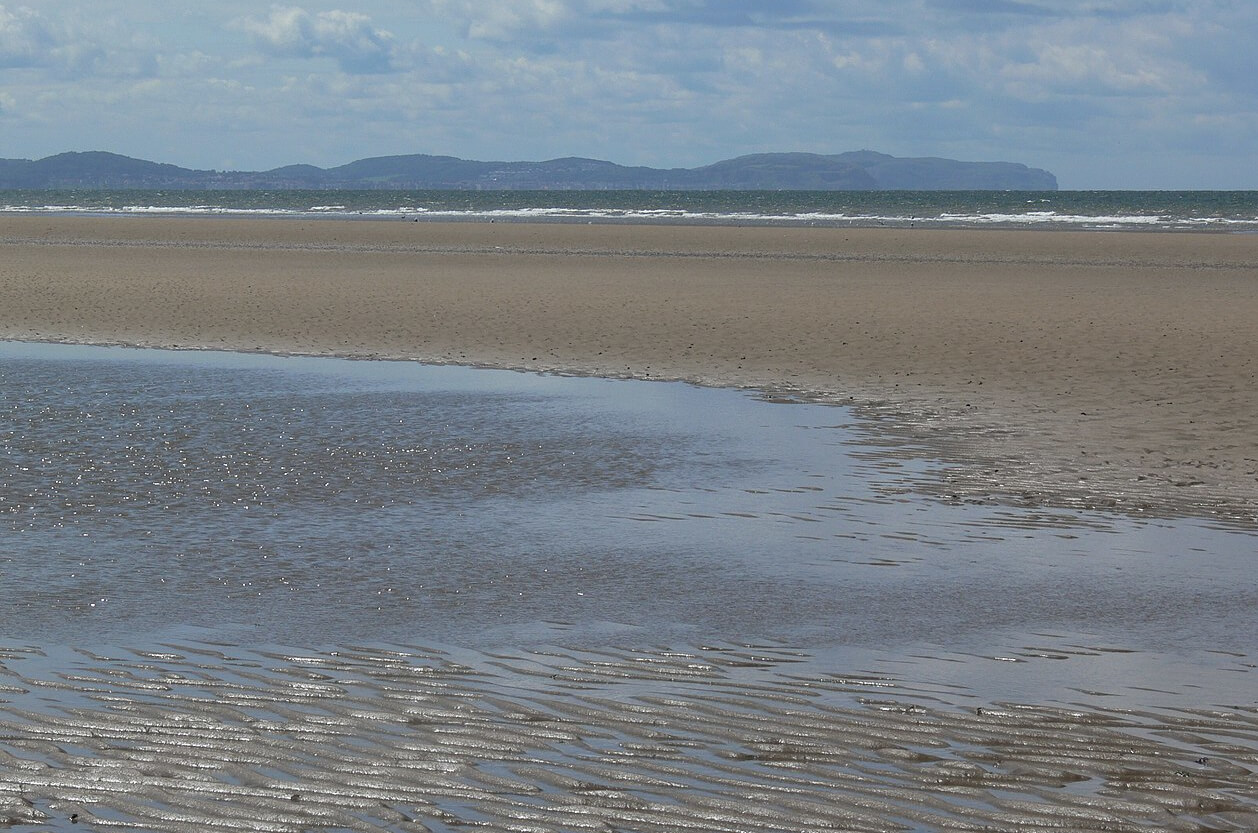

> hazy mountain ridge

[{"left": 0, "top": 149, "right": 1058, "bottom": 190}]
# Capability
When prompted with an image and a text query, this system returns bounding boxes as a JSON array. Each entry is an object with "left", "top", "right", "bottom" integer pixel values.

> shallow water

[{"left": 1, "top": 340, "right": 1254, "bottom": 708}]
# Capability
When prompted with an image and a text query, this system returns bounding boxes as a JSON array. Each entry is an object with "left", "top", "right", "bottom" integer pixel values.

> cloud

[
  {"left": 237, "top": 6, "right": 397, "bottom": 73},
  {"left": 0, "top": 4, "right": 60, "bottom": 68},
  {"left": 422, "top": 0, "right": 904, "bottom": 42},
  {"left": 2, "top": 0, "right": 1255, "bottom": 186},
  {"left": 0, "top": 4, "right": 165, "bottom": 78}
]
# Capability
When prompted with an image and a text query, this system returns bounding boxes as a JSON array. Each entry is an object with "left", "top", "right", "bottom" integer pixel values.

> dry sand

[{"left": 2, "top": 214, "right": 1255, "bottom": 523}]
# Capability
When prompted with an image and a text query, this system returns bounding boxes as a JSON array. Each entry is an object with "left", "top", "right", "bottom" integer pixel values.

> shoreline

[
  {"left": 2, "top": 214, "right": 1256, "bottom": 525},
  {"left": 11, "top": 209, "right": 1258, "bottom": 232}
]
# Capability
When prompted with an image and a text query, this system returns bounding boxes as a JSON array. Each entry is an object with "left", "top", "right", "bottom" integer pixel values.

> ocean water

[
  {"left": 2, "top": 341, "right": 1255, "bottom": 708},
  {"left": 3, "top": 188, "right": 1258, "bottom": 231}
]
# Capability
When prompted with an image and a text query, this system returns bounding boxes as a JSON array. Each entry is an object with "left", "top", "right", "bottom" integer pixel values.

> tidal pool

[{"left": 1, "top": 340, "right": 1253, "bottom": 707}]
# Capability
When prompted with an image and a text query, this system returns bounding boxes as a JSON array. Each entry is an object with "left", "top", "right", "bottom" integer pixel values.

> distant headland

[{"left": 0, "top": 149, "right": 1057, "bottom": 191}]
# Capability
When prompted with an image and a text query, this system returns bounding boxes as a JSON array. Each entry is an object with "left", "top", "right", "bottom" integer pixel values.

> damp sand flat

[
  {"left": 1, "top": 215, "right": 1256, "bottom": 522},
  {"left": 2, "top": 642, "right": 1256, "bottom": 833},
  {"left": 2, "top": 219, "right": 1258, "bottom": 830},
  {"left": 1, "top": 344, "right": 1256, "bottom": 831}
]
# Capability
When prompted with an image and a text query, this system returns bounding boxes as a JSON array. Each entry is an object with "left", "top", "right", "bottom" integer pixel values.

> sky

[{"left": 1, "top": 1, "right": 1255, "bottom": 189}]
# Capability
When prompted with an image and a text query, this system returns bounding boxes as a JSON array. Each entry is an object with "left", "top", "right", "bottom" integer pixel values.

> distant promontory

[{"left": 0, "top": 149, "right": 1057, "bottom": 191}]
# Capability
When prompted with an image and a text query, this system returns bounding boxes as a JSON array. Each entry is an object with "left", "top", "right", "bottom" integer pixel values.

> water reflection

[{"left": 0, "top": 340, "right": 1254, "bottom": 706}]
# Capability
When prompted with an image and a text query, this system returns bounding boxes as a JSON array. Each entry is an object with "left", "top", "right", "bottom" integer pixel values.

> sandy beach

[
  {"left": 2, "top": 214, "right": 1258, "bottom": 829},
  {"left": 1, "top": 214, "right": 1255, "bottom": 523}
]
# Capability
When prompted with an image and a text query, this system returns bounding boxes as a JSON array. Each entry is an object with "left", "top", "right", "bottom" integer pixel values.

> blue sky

[{"left": 1, "top": 1, "right": 1254, "bottom": 188}]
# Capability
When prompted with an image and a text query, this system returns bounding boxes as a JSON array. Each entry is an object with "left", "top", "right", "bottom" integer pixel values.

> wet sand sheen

[
  {"left": 2, "top": 642, "right": 1257, "bottom": 832},
  {"left": 1, "top": 215, "right": 1256, "bottom": 523}
]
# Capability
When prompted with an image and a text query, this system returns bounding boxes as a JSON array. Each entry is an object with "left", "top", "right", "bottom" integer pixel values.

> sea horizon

[{"left": 4, "top": 187, "right": 1258, "bottom": 232}]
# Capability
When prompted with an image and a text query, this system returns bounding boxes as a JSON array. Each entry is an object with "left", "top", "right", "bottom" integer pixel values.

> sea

[{"left": 3, "top": 188, "right": 1258, "bottom": 231}]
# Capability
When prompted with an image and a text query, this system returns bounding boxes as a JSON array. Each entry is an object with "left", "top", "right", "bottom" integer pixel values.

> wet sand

[
  {"left": 2, "top": 215, "right": 1258, "bottom": 831},
  {"left": 2, "top": 214, "right": 1255, "bottom": 524},
  {"left": 2, "top": 642, "right": 1257, "bottom": 831}
]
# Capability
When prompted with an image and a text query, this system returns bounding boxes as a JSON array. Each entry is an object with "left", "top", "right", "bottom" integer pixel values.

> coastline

[{"left": 3, "top": 214, "right": 1255, "bottom": 524}]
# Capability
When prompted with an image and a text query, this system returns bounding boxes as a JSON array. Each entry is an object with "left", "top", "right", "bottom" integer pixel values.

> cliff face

[{"left": 0, "top": 150, "right": 1058, "bottom": 190}]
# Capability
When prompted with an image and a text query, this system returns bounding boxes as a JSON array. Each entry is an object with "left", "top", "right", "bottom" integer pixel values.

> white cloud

[
  {"left": 0, "top": 4, "right": 62, "bottom": 68},
  {"left": 237, "top": 6, "right": 397, "bottom": 73},
  {"left": 1, "top": 0, "right": 1256, "bottom": 186},
  {"left": 419, "top": 0, "right": 880, "bottom": 42},
  {"left": 0, "top": 3, "right": 173, "bottom": 78}
]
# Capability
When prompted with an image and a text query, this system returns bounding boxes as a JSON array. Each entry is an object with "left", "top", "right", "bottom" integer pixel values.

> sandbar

[{"left": 1, "top": 214, "right": 1256, "bottom": 523}]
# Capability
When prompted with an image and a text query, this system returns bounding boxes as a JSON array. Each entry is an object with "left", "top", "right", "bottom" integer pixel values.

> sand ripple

[{"left": 2, "top": 642, "right": 1255, "bottom": 831}]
